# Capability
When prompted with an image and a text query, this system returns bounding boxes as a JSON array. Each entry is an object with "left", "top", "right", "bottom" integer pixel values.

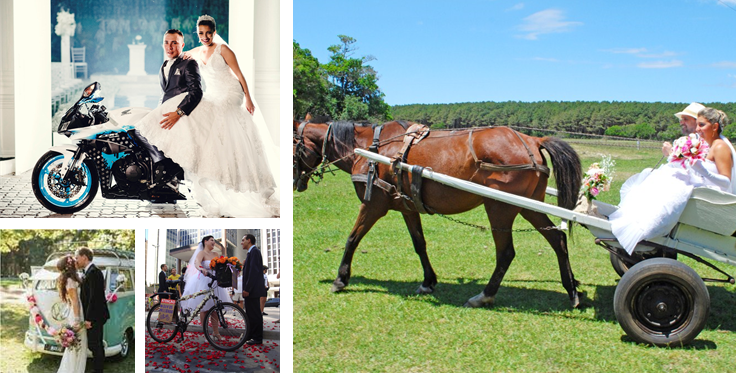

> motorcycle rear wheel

[{"left": 32, "top": 151, "right": 99, "bottom": 214}]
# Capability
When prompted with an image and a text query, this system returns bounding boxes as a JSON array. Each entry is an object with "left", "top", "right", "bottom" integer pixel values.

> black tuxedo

[
  {"left": 130, "top": 55, "right": 203, "bottom": 164},
  {"left": 159, "top": 57, "right": 203, "bottom": 115},
  {"left": 81, "top": 263, "right": 109, "bottom": 373},
  {"left": 242, "top": 246, "right": 265, "bottom": 342},
  {"left": 158, "top": 270, "right": 169, "bottom": 299}
]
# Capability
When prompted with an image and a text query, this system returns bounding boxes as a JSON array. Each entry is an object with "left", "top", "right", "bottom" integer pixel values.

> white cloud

[
  {"left": 713, "top": 61, "right": 736, "bottom": 68},
  {"left": 637, "top": 60, "right": 683, "bottom": 69},
  {"left": 602, "top": 48, "right": 647, "bottom": 54},
  {"left": 507, "top": 3, "right": 524, "bottom": 11},
  {"left": 531, "top": 57, "right": 559, "bottom": 62},
  {"left": 516, "top": 9, "right": 582, "bottom": 40}
]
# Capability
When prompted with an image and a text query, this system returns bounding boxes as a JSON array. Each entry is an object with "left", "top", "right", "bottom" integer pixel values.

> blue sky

[{"left": 294, "top": 0, "right": 736, "bottom": 105}]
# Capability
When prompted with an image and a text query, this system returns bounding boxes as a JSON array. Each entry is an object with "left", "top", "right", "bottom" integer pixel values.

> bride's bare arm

[
  {"left": 194, "top": 250, "right": 207, "bottom": 275},
  {"left": 220, "top": 45, "right": 255, "bottom": 114}
]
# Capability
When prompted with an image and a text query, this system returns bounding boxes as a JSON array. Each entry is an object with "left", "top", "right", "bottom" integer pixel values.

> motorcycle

[{"left": 31, "top": 82, "right": 186, "bottom": 214}]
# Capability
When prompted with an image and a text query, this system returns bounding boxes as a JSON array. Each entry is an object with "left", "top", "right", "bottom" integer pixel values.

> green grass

[
  {"left": 294, "top": 143, "right": 736, "bottom": 372},
  {"left": 0, "top": 301, "right": 135, "bottom": 373},
  {"left": 1, "top": 278, "right": 23, "bottom": 288}
]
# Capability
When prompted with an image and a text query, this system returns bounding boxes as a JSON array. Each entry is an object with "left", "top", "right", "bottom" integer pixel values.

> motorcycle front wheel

[{"left": 32, "top": 151, "right": 99, "bottom": 214}]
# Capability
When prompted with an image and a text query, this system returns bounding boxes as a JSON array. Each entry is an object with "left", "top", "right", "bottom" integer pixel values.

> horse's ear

[{"left": 305, "top": 112, "right": 312, "bottom": 121}]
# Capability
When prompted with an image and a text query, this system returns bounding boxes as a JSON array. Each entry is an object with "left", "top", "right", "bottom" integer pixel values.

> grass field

[{"left": 294, "top": 142, "right": 736, "bottom": 372}]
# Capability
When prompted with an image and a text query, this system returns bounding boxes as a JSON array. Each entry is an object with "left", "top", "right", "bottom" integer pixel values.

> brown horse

[{"left": 294, "top": 118, "right": 583, "bottom": 307}]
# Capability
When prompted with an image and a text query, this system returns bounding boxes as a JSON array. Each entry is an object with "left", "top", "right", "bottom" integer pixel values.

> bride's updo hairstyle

[
  {"left": 201, "top": 235, "right": 215, "bottom": 247},
  {"left": 56, "top": 255, "right": 82, "bottom": 304},
  {"left": 197, "top": 15, "right": 216, "bottom": 32},
  {"left": 699, "top": 107, "right": 730, "bottom": 135}
]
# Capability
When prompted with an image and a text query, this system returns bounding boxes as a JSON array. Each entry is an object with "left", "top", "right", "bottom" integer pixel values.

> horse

[{"left": 294, "top": 116, "right": 583, "bottom": 308}]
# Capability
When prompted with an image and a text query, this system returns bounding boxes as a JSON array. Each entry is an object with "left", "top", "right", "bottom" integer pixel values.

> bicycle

[{"left": 146, "top": 273, "right": 250, "bottom": 351}]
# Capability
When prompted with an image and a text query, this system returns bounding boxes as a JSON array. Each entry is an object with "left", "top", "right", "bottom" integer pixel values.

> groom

[
  {"left": 76, "top": 247, "right": 109, "bottom": 373},
  {"left": 131, "top": 28, "right": 202, "bottom": 183},
  {"left": 241, "top": 234, "right": 266, "bottom": 345}
]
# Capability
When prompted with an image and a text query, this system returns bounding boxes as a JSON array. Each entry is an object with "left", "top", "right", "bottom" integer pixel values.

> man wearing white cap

[{"left": 662, "top": 102, "right": 705, "bottom": 156}]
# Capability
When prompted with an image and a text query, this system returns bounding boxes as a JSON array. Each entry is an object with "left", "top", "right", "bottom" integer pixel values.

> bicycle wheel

[
  {"left": 203, "top": 302, "right": 250, "bottom": 351},
  {"left": 147, "top": 302, "right": 179, "bottom": 343}
]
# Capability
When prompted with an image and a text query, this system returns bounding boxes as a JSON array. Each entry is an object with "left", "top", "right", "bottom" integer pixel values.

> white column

[
  {"left": 254, "top": 0, "right": 280, "bottom": 143},
  {"left": 60, "top": 34, "right": 71, "bottom": 81},
  {"left": 1, "top": 0, "right": 16, "bottom": 166},
  {"left": 13, "top": 0, "right": 51, "bottom": 173},
  {"left": 229, "top": 0, "right": 255, "bottom": 86},
  {"left": 127, "top": 43, "right": 147, "bottom": 76}
]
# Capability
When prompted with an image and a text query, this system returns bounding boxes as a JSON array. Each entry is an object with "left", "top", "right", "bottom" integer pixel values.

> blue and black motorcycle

[{"left": 31, "top": 82, "right": 185, "bottom": 214}]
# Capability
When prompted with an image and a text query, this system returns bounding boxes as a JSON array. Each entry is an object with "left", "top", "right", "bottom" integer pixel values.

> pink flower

[{"left": 590, "top": 187, "right": 599, "bottom": 196}]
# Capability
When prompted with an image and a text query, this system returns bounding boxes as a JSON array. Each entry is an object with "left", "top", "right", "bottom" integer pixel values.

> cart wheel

[
  {"left": 613, "top": 258, "right": 709, "bottom": 347},
  {"left": 609, "top": 249, "right": 678, "bottom": 277}
]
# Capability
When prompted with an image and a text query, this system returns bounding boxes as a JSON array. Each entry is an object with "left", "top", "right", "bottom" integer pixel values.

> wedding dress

[
  {"left": 610, "top": 136, "right": 736, "bottom": 254},
  {"left": 180, "top": 244, "right": 233, "bottom": 316},
  {"left": 136, "top": 41, "right": 279, "bottom": 217},
  {"left": 57, "top": 278, "right": 87, "bottom": 373}
]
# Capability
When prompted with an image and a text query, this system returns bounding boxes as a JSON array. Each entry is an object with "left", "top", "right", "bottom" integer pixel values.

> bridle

[{"left": 293, "top": 121, "right": 334, "bottom": 189}]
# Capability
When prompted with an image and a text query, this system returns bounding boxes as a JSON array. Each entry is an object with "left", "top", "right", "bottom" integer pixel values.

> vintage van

[{"left": 23, "top": 249, "right": 135, "bottom": 359}]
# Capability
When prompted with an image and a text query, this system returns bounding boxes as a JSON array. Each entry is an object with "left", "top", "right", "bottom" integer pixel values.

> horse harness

[
  {"left": 294, "top": 121, "right": 334, "bottom": 187},
  {"left": 355, "top": 126, "right": 550, "bottom": 215}
]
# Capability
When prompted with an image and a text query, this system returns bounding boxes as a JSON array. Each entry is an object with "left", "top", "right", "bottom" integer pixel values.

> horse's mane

[{"left": 326, "top": 121, "right": 373, "bottom": 159}]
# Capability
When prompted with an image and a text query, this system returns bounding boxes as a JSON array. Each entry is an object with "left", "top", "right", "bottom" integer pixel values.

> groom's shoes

[{"left": 246, "top": 339, "right": 263, "bottom": 345}]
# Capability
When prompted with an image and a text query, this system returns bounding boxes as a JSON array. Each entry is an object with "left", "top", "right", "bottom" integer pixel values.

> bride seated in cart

[{"left": 609, "top": 107, "right": 736, "bottom": 254}]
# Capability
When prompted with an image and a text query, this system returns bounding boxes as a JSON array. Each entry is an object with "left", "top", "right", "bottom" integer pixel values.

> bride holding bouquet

[{"left": 610, "top": 107, "right": 736, "bottom": 254}]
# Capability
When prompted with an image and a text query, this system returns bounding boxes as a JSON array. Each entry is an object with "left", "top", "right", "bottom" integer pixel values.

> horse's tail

[{"left": 540, "top": 137, "right": 582, "bottom": 210}]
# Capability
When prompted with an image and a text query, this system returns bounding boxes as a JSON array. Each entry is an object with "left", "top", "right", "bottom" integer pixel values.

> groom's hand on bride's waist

[
  {"left": 85, "top": 321, "right": 92, "bottom": 329},
  {"left": 160, "top": 110, "right": 183, "bottom": 130}
]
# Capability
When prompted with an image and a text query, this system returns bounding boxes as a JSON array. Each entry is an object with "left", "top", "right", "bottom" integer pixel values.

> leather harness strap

[
  {"left": 467, "top": 128, "right": 550, "bottom": 177},
  {"left": 363, "top": 124, "right": 384, "bottom": 201}
]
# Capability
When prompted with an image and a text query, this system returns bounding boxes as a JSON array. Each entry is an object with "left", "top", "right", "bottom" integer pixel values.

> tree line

[
  {"left": 391, "top": 101, "right": 736, "bottom": 141},
  {"left": 0, "top": 230, "right": 135, "bottom": 277}
]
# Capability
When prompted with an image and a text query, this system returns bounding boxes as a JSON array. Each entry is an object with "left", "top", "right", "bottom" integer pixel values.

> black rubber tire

[
  {"left": 613, "top": 258, "right": 709, "bottom": 346},
  {"left": 610, "top": 249, "right": 678, "bottom": 278},
  {"left": 203, "top": 302, "right": 250, "bottom": 352},
  {"left": 115, "top": 328, "right": 133, "bottom": 359},
  {"left": 146, "top": 303, "right": 178, "bottom": 343},
  {"left": 31, "top": 150, "right": 99, "bottom": 214}
]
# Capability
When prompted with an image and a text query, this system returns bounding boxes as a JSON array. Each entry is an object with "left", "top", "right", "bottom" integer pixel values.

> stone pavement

[
  {"left": 1, "top": 170, "right": 206, "bottom": 218},
  {"left": 145, "top": 307, "right": 281, "bottom": 372}
]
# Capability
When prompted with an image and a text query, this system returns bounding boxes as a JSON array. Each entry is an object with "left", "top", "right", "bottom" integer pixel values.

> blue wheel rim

[{"left": 38, "top": 154, "right": 93, "bottom": 208}]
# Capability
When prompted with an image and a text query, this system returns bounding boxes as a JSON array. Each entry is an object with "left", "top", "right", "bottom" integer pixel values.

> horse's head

[{"left": 293, "top": 115, "right": 324, "bottom": 192}]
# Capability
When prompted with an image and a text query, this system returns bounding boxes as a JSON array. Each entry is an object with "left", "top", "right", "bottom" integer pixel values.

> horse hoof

[
  {"left": 570, "top": 292, "right": 580, "bottom": 308},
  {"left": 463, "top": 292, "right": 495, "bottom": 308},
  {"left": 416, "top": 285, "right": 434, "bottom": 294},
  {"left": 331, "top": 282, "right": 346, "bottom": 293}
]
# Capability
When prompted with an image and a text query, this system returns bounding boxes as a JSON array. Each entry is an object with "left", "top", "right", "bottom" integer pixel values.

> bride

[
  {"left": 56, "top": 255, "right": 87, "bottom": 373},
  {"left": 610, "top": 107, "right": 736, "bottom": 254},
  {"left": 136, "top": 15, "right": 279, "bottom": 218},
  {"left": 180, "top": 236, "right": 232, "bottom": 339}
]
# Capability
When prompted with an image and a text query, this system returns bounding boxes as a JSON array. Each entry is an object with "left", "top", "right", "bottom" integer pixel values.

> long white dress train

[
  {"left": 57, "top": 278, "right": 87, "bottom": 373},
  {"left": 136, "top": 43, "right": 279, "bottom": 217},
  {"left": 610, "top": 136, "right": 736, "bottom": 254}
]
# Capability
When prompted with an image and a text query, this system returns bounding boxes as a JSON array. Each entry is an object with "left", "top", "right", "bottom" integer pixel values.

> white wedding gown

[
  {"left": 136, "top": 43, "right": 279, "bottom": 217},
  {"left": 610, "top": 138, "right": 736, "bottom": 254},
  {"left": 57, "top": 278, "right": 87, "bottom": 373},
  {"left": 180, "top": 260, "right": 233, "bottom": 315}
]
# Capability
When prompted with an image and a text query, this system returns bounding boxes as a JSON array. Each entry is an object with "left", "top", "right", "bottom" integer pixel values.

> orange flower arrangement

[{"left": 209, "top": 256, "right": 242, "bottom": 271}]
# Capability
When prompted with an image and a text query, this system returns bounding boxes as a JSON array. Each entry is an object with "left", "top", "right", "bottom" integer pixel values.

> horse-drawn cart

[{"left": 355, "top": 148, "right": 736, "bottom": 347}]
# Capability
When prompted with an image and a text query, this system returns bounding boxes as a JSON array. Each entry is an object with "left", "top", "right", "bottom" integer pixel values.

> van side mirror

[
  {"left": 19, "top": 272, "right": 30, "bottom": 289},
  {"left": 116, "top": 274, "right": 127, "bottom": 284}
]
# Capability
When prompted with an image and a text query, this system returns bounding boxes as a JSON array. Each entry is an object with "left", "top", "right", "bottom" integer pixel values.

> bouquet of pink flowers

[
  {"left": 51, "top": 324, "right": 82, "bottom": 350},
  {"left": 669, "top": 133, "right": 709, "bottom": 168},
  {"left": 581, "top": 155, "right": 615, "bottom": 201}
]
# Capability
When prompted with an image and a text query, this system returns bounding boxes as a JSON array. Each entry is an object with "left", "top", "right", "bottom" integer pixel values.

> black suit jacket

[
  {"left": 159, "top": 57, "right": 203, "bottom": 115},
  {"left": 158, "top": 271, "right": 168, "bottom": 293},
  {"left": 242, "top": 246, "right": 266, "bottom": 299},
  {"left": 81, "top": 264, "right": 110, "bottom": 323}
]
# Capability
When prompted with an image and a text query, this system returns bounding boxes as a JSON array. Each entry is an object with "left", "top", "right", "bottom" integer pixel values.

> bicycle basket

[{"left": 214, "top": 264, "right": 233, "bottom": 287}]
